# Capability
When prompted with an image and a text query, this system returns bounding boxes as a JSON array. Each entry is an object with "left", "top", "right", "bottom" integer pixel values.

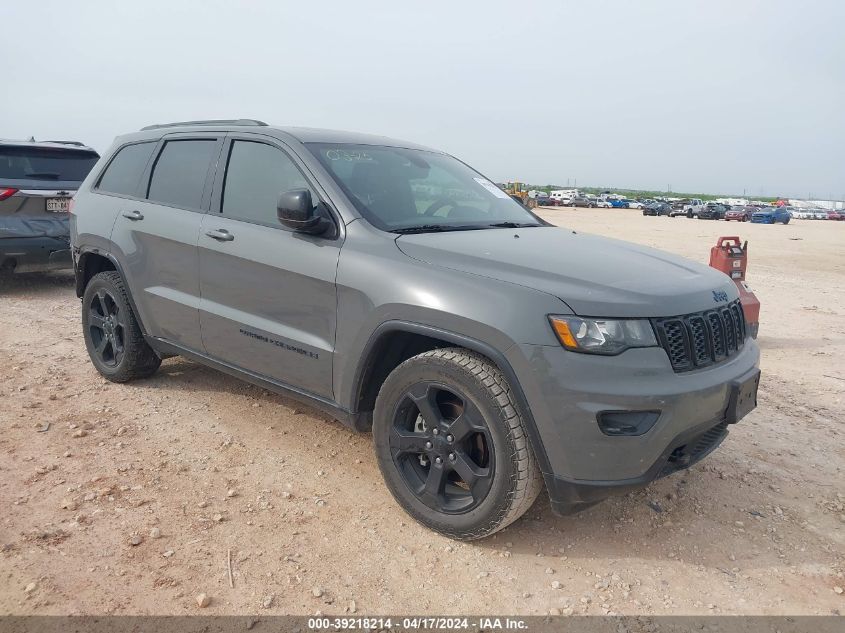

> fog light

[{"left": 597, "top": 411, "right": 660, "bottom": 436}]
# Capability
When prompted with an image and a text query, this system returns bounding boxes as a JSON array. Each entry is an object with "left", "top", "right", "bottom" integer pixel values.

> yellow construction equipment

[{"left": 504, "top": 182, "right": 537, "bottom": 208}]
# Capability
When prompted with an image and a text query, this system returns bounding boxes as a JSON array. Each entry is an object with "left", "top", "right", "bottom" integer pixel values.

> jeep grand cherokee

[{"left": 70, "top": 120, "right": 760, "bottom": 539}]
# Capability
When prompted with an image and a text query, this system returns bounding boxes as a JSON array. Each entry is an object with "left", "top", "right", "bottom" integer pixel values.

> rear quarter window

[{"left": 97, "top": 142, "right": 156, "bottom": 196}]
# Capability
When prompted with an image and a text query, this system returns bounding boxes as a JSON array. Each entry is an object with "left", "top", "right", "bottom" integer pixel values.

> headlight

[{"left": 548, "top": 316, "right": 658, "bottom": 355}]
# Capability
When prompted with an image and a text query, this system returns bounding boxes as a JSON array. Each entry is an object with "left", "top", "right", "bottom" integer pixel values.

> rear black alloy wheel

[
  {"left": 82, "top": 271, "right": 161, "bottom": 382},
  {"left": 389, "top": 381, "right": 494, "bottom": 514},
  {"left": 87, "top": 288, "right": 126, "bottom": 367},
  {"left": 373, "top": 348, "right": 542, "bottom": 540}
]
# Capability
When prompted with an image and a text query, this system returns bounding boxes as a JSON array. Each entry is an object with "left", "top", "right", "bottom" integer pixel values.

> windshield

[
  {"left": 0, "top": 146, "right": 99, "bottom": 182},
  {"left": 307, "top": 143, "right": 543, "bottom": 231}
]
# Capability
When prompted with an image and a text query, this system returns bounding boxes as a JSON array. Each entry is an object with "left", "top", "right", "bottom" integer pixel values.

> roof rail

[
  {"left": 44, "top": 140, "right": 87, "bottom": 147},
  {"left": 140, "top": 119, "right": 268, "bottom": 131}
]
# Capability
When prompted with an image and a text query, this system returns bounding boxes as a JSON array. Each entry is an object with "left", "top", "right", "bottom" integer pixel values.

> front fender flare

[{"left": 349, "top": 320, "right": 553, "bottom": 475}]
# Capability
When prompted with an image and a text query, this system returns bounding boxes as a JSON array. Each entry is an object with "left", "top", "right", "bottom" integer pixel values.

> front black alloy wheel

[
  {"left": 389, "top": 381, "right": 494, "bottom": 514},
  {"left": 373, "top": 348, "right": 542, "bottom": 540}
]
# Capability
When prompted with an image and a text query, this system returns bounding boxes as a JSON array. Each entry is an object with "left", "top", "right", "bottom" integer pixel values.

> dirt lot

[{"left": 1, "top": 209, "right": 843, "bottom": 616}]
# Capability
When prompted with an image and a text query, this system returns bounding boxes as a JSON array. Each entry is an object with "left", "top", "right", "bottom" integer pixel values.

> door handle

[
  {"left": 122, "top": 210, "right": 144, "bottom": 221},
  {"left": 205, "top": 229, "right": 234, "bottom": 242}
]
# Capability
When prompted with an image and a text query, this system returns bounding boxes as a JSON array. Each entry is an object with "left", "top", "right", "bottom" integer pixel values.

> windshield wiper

[
  {"left": 391, "top": 224, "right": 488, "bottom": 234},
  {"left": 24, "top": 172, "right": 61, "bottom": 180},
  {"left": 487, "top": 221, "right": 541, "bottom": 228}
]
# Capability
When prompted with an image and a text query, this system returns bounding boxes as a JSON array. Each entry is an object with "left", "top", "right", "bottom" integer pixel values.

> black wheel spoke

[
  {"left": 95, "top": 335, "right": 108, "bottom": 354},
  {"left": 389, "top": 427, "right": 430, "bottom": 455},
  {"left": 88, "top": 313, "right": 106, "bottom": 329},
  {"left": 407, "top": 383, "right": 441, "bottom": 429},
  {"left": 95, "top": 291, "right": 108, "bottom": 316},
  {"left": 445, "top": 399, "right": 485, "bottom": 442},
  {"left": 420, "top": 463, "right": 446, "bottom": 504},
  {"left": 451, "top": 451, "right": 490, "bottom": 494}
]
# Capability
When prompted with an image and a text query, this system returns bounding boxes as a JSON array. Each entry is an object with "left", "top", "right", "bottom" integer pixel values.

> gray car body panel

[{"left": 71, "top": 122, "right": 760, "bottom": 512}]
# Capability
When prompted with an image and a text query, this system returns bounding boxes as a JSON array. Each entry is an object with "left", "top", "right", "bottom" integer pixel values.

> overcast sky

[{"left": 2, "top": 0, "right": 843, "bottom": 199}]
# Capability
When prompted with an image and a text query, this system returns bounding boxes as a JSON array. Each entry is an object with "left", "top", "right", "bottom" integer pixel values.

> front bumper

[
  {"left": 545, "top": 415, "right": 729, "bottom": 514},
  {"left": 506, "top": 339, "right": 760, "bottom": 513},
  {"left": 0, "top": 236, "right": 73, "bottom": 273}
]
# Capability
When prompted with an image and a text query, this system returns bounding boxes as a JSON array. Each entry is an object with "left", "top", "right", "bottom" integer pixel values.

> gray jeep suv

[{"left": 71, "top": 120, "right": 760, "bottom": 539}]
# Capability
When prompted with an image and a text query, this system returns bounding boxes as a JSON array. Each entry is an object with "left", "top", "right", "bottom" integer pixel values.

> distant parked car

[
  {"left": 625, "top": 200, "right": 644, "bottom": 209},
  {"left": 826, "top": 210, "right": 843, "bottom": 221},
  {"left": 751, "top": 207, "right": 790, "bottom": 224},
  {"left": 609, "top": 199, "right": 629, "bottom": 208},
  {"left": 698, "top": 203, "right": 727, "bottom": 220},
  {"left": 532, "top": 191, "right": 551, "bottom": 205},
  {"left": 789, "top": 208, "right": 812, "bottom": 220},
  {"left": 681, "top": 199, "right": 707, "bottom": 218},
  {"left": 810, "top": 209, "right": 830, "bottom": 220},
  {"left": 724, "top": 206, "right": 753, "bottom": 222},
  {"left": 669, "top": 199, "right": 692, "bottom": 217},
  {"left": 1, "top": 138, "right": 99, "bottom": 274},
  {"left": 642, "top": 202, "right": 671, "bottom": 216},
  {"left": 594, "top": 198, "right": 612, "bottom": 208},
  {"left": 571, "top": 196, "right": 596, "bottom": 208}
]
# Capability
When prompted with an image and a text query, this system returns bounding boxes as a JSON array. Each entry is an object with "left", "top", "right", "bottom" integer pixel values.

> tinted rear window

[
  {"left": 97, "top": 142, "right": 156, "bottom": 196},
  {"left": 0, "top": 146, "right": 98, "bottom": 182},
  {"left": 147, "top": 140, "right": 217, "bottom": 209}
]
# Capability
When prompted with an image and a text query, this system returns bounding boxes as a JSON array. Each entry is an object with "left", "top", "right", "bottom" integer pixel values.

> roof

[
  {"left": 274, "top": 126, "right": 437, "bottom": 151},
  {"left": 0, "top": 138, "right": 98, "bottom": 153},
  {"left": 127, "top": 120, "right": 438, "bottom": 152}
]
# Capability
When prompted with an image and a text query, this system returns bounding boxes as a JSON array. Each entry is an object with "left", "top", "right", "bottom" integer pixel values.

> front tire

[
  {"left": 81, "top": 271, "right": 161, "bottom": 382},
  {"left": 373, "top": 348, "right": 542, "bottom": 540}
]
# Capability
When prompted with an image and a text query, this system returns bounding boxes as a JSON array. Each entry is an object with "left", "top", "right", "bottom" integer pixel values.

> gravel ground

[{"left": 1, "top": 209, "right": 843, "bottom": 616}]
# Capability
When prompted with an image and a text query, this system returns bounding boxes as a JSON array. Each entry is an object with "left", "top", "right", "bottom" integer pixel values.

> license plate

[
  {"left": 726, "top": 369, "right": 760, "bottom": 424},
  {"left": 46, "top": 198, "right": 70, "bottom": 212}
]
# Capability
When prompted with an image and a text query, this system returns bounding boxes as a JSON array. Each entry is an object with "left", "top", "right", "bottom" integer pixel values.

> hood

[{"left": 396, "top": 226, "right": 737, "bottom": 317}]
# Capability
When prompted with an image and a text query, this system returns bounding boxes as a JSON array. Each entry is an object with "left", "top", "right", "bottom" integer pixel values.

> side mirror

[{"left": 277, "top": 189, "right": 329, "bottom": 235}]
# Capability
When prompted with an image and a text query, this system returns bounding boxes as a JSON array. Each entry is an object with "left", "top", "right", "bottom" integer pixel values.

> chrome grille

[{"left": 652, "top": 300, "right": 747, "bottom": 372}]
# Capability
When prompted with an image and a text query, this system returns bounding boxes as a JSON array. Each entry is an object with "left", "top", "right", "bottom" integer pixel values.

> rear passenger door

[
  {"left": 110, "top": 133, "right": 223, "bottom": 352},
  {"left": 198, "top": 136, "right": 341, "bottom": 399}
]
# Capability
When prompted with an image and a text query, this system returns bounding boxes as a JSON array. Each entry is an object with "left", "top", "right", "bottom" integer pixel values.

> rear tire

[
  {"left": 373, "top": 348, "right": 542, "bottom": 540},
  {"left": 81, "top": 271, "right": 161, "bottom": 382}
]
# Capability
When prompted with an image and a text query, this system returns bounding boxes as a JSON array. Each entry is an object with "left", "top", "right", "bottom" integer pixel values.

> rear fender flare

[{"left": 75, "top": 248, "right": 148, "bottom": 336}]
